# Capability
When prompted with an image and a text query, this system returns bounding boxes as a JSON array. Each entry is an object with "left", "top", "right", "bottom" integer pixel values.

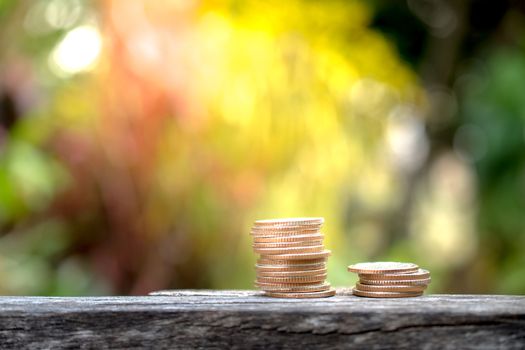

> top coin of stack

[
  {"left": 348, "top": 262, "right": 431, "bottom": 298},
  {"left": 251, "top": 217, "right": 335, "bottom": 298}
]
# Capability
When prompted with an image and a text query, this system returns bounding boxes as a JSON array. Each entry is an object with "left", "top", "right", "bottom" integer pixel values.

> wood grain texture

[{"left": 0, "top": 290, "right": 523, "bottom": 349}]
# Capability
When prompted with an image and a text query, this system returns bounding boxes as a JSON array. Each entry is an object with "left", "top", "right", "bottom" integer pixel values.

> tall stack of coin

[
  {"left": 251, "top": 217, "right": 335, "bottom": 298},
  {"left": 348, "top": 262, "right": 431, "bottom": 298}
]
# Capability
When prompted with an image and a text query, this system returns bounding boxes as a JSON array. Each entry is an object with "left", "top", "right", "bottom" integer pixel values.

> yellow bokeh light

[{"left": 50, "top": 25, "right": 102, "bottom": 76}]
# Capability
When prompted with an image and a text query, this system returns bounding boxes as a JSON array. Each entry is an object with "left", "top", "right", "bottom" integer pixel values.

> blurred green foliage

[{"left": 460, "top": 49, "right": 525, "bottom": 293}]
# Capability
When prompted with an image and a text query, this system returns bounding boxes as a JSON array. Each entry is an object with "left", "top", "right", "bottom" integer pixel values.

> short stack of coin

[
  {"left": 348, "top": 262, "right": 431, "bottom": 298},
  {"left": 251, "top": 217, "right": 335, "bottom": 298}
]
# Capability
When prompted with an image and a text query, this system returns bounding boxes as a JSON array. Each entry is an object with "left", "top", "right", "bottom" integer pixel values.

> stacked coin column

[
  {"left": 348, "top": 262, "right": 431, "bottom": 298},
  {"left": 250, "top": 217, "right": 335, "bottom": 298}
]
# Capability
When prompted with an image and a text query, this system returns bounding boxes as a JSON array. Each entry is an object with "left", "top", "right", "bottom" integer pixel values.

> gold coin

[
  {"left": 264, "top": 288, "right": 336, "bottom": 298},
  {"left": 252, "top": 226, "right": 323, "bottom": 231},
  {"left": 257, "top": 257, "right": 327, "bottom": 265},
  {"left": 252, "top": 227, "right": 322, "bottom": 233},
  {"left": 257, "top": 267, "right": 327, "bottom": 277},
  {"left": 252, "top": 233, "right": 324, "bottom": 243},
  {"left": 255, "top": 263, "right": 326, "bottom": 272},
  {"left": 253, "top": 217, "right": 324, "bottom": 226},
  {"left": 251, "top": 222, "right": 321, "bottom": 230},
  {"left": 359, "top": 277, "right": 431, "bottom": 286},
  {"left": 256, "top": 274, "right": 327, "bottom": 284},
  {"left": 255, "top": 282, "right": 331, "bottom": 292},
  {"left": 252, "top": 240, "right": 323, "bottom": 249},
  {"left": 256, "top": 281, "right": 329, "bottom": 288},
  {"left": 355, "top": 283, "right": 427, "bottom": 293},
  {"left": 263, "top": 250, "right": 331, "bottom": 260},
  {"left": 348, "top": 262, "right": 419, "bottom": 274},
  {"left": 254, "top": 245, "right": 325, "bottom": 255},
  {"left": 352, "top": 288, "right": 423, "bottom": 298},
  {"left": 251, "top": 225, "right": 321, "bottom": 232},
  {"left": 358, "top": 269, "right": 430, "bottom": 280},
  {"left": 250, "top": 228, "right": 321, "bottom": 237}
]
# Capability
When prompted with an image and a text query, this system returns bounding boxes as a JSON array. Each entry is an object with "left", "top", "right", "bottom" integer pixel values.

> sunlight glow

[{"left": 50, "top": 25, "right": 102, "bottom": 76}]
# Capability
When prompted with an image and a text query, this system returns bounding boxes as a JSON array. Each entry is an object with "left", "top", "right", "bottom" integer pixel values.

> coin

[
  {"left": 252, "top": 233, "right": 324, "bottom": 243},
  {"left": 358, "top": 269, "right": 430, "bottom": 280},
  {"left": 251, "top": 224, "right": 321, "bottom": 230},
  {"left": 355, "top": 283, "right": 427, "bottom": 293},
  {"left": 264, "top": 288, "right": 336, "bottom": 298},
  {"left": 347, "top": 262, "right": 419, "bottom": 274},
  {"left": 252, "top": 240, "right": 323, "bottom": 249},
  {"left": 255, "top": 282, "right": 331, "bottom": 292},
  {"left": 359, "top": 277, "right": 431, "bottom": 286},
  {"left": 252, "top": 225, "right": 322, "bottom": 232},
  {"left": 250, "top": 229, "right": 321, "bottom": 237},
  {"left": 253, "top": 217, "right": 324, "bottom": 226},
  {"left": 352, "top": 288, "right": 423, "bottom": 298},
  {"left": 254, "top": 245, "right": 325, "bottom": 255},
  {"left": 256, "top": 263, "right": 326, "bottom": 273},
  {"left": 256, "top": 274, "right": 327, "bottom": 284},
  {"left": 257, "top": 257, "right": 327, "bottom": 265},
  {"left": 264, "top": 250, "right": 331, "bottom": 260},
  {"left": 251, "top": 224, "right": 321, "bottom": 232},
  {"left": 257, "top": 268, "right": 327, "bottom": 277}
]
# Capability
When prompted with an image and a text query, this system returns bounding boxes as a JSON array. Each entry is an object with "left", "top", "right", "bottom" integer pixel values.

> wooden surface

[{"left": 0, "top": 290, "right": 523, "bottom": 349}]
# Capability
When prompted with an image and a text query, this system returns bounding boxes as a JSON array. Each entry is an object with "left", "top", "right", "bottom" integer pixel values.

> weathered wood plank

[{"left": 0, "top": 290, "right": 523, "bottom": 349}]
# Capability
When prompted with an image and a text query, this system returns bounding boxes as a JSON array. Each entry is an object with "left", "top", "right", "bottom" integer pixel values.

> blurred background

[{"left": 0, "top": 0, "right": 524, "bottom": 296}]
